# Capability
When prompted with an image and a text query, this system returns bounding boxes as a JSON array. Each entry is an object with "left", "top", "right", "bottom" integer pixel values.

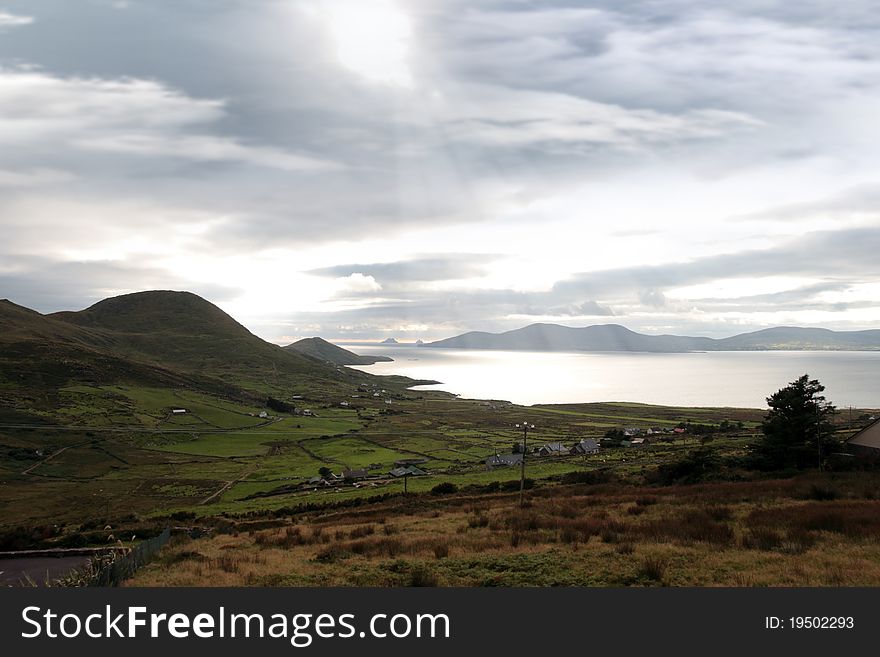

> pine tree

[{"left": 756, "top": 374, "right": 837, "bottom": 469}]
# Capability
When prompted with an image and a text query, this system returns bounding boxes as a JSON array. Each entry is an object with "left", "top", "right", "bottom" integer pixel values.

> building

[
  {"left": 389, "top": 466, "right": 427, "bottom": 477},
  {"left": 570, "top": 439, "right": 600, "bottom": 455},
  {"left": 847, "top": 417, "right": 880, "bottom": 458},
  {"left": 171, "top": 409, "right": 187, "bottom": 415},
  {"left": 258, "top": 411, "right": 268, "bottom": 419},
  {"left": 342, "top": 468, "right": 368, "bottom": 481},
  {"left": 485, "top": 453, "right": 524, "bottom": 469},
  {"left": 538, "top": 442, "right": 568, "bottom": 456}
]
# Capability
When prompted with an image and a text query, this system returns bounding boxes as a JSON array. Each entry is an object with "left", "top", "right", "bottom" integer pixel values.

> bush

[
  {"left": 409, "top": 565, "right": 439, "bottom": 587},
  {"left": 500, "top": 478, "right": 534, "bottom": 492},
  {"left": 803, "top": 484, "right": 839, "bottom": 501},
  {"left": 638, "top": 556, "right": 668, "bottom": 582},
  {"left": 431, "top": 482, "right": 459, "bottom": 496},
  {"left": 561, "top": 470, "right": 615, "bottom": 485},
  {"left": 741, "top": 528, "right": 783, "bottom": 551}
]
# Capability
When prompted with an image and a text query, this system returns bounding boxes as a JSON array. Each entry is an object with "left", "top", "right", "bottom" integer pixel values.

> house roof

[
  {"left": 389, "top": 466, "right": 427, "bottom": 477},
  {"left": 847, "top": 417, "right": 880, "bottom": 451},
  {"left": 343, "top": 468, "right": 368, "bottom": 479},
  {"left": 486, "top": 453, "right": 523, "bottom": 466},
  {"left": 571, "top": 439, "right": 599, "bottom": 452},
  {"left": 540, "top": 442, "right": 567, "bottom": 452}
]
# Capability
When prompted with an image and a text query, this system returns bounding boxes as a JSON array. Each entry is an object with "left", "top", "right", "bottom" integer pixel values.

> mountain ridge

[
  {"left": 285, "top": 337, "right": 393, "bottom": 365},
  {"left": 423, "top": 322, "right": 880, "bottom": 352}
]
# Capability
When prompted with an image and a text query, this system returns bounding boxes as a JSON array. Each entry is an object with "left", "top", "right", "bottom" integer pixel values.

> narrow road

[
  {"left": 199, "top": 465, "right": 258, "bottom": 505},
  {"left": 21, "top": 441, "right": 91, "bottom": 476}
]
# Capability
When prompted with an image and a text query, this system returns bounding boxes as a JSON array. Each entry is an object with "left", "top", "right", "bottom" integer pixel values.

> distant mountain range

[
  {"left": 285, "top": 337, "right": 393, "bottom": 365},
  {"left": 423, "top": 323, "right": 880, "bottom": 352}
]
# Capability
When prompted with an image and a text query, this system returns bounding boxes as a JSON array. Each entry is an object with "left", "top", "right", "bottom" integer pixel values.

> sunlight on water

[{"left": 347, "top": 346, "right": 880, "bottom": 408}]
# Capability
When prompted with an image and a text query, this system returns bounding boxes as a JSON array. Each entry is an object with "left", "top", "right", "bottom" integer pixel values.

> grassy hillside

[
  {"left": 285, "top": 337, "right": 393, "bottom": 366},
  {"left": 128, "top": 471, "right": 880, "bottom": 587},
  {"left": 51, "top": 291, "right": 360, "bottom": 391}
]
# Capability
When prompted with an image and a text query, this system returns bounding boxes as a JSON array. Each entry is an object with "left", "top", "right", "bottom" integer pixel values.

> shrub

[
  {"left": 500, "top": 478, "right": 534, "bottom": 492},
  {"left": 314, "top": 545, "right": 350, "bottom": 563},
  {"left": 562, "top": 470, "right": 612, "bottom": 485},
  {"left": 803, "top": 484, "right": 839, "bottom": 501},
  {"left": 741, "top": 528, "right": 783, "bottom": 551},
  {"left": 409, "top": 565, "right": 439, "bottom": 587},
  {"left": 638, "top": 556, "right": 668, "bottom": 582},
  {"left": 468, "top": 513, "right": 489, "bottom": 528},
  {"left": 349, "top": 525, "right": 376, "bottom": 539},
  {"left": 433, "top": 543, "right": 450, "bottom": 559},
  {"left": 431, "top": 482, "right": 459, "bottom": 496}
]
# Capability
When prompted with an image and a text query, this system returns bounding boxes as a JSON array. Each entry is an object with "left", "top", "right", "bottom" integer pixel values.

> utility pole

[{"left": 515, "top": 422, "right": 535, "bottom": 508}]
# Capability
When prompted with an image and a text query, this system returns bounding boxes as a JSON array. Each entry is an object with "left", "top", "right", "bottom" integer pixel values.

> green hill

[
  {"left": 0, "top": 291, "right": 376, "bottom": 424},
  {"left": 285, "top": 337, "right": 393, "bottom": 365},
  {"left": 50, "top": 291, "right": 342, "bottom": 386}
]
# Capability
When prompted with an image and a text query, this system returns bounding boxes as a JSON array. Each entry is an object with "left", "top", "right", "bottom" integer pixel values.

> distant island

[
  {"left": 422, "top": 323, "right": 880, "bottom": 353},
  {"left": 381, "top": 338, "right": 399, "bottom": 344},
  {"left": 285, "top": 337, "right": 393, "bottom": 365}
]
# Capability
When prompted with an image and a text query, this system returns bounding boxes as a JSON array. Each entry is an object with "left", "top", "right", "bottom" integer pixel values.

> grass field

[
  {"left": 3, "top": 370, "right": 877, "bottom": 591},
  {"left": 128, "top": 471, "right": 880, "bottom": 587}
]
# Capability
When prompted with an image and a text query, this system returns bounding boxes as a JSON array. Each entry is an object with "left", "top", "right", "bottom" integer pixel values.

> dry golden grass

[{"left": 128, "top": 472, "right": 880, "bottom": 587}]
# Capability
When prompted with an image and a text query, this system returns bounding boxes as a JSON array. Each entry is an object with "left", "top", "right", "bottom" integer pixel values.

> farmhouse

[
  {"left": 847, "top": 417, "right": 880, "bottom": 458},
  {"left": 342, "top": 468, "right": 368, "bottom": 481},
  {"left": 486, "top": 453, "right": 523, "bottom": 469},
  {"left": 538, "top": 442, "right": 567, "bottom": 456},
  {"left": 570, "top": 439, "right": 600, "bottom": 455},
  {"left": 389, "top": 465, "right": 427, "bottom": 477},
  {"left": 171, "top": 409, "right": 187, "bottom": 414}
]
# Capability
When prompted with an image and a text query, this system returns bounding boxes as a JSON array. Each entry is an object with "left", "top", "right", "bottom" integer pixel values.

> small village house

[
  {"left": 570, "top": 438, "right": 600, "bottom": 455},
  {"left": 342, "top": 468, "right": 368, "bottom": 481},
  {"left": 538, "top": 442, "right": 568, "bottom": 457},
  {"left": 847, "top": 417, "right": 880, "bottom": 458},
  {"left": 485, "top": 453, "right": 523, "bottom": 469}
]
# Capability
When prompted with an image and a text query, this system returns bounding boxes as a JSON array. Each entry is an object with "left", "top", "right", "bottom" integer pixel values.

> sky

[{"left": 1, "top": 0, "right": 880, "bottom": 343}]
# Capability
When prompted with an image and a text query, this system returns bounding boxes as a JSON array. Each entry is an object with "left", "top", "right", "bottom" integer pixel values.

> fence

[{"left": 58, "top": 527, "right": 172, "bottom": 587}]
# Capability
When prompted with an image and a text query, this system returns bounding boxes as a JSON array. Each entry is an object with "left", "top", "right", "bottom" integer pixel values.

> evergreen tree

[{"left": 756, "top": 374, "right": 837, "bottom": 469}]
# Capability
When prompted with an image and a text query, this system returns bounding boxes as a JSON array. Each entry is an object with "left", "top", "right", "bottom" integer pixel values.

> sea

[{"left": 346, "top": 345, "right": 880, "bottom": 409}]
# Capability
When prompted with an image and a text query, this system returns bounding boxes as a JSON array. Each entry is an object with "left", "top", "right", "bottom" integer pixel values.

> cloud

[
  {"left": 0, "top": 11, "right": 32, "bottom": 29},
  {"left": 0, "top": 255, "right": 240, "bottom": 314},
  {"left": 309, "top": 255, "right": 499, "bottom": 283},
  {"left": 0, "top": 168, "right": 75, "bottom": 187},
  {"left": 2, "top": 1, "right": 880, "bottom": 340},
  {"left": 0, "top": 67, "right": 341, "bottom": 172}
]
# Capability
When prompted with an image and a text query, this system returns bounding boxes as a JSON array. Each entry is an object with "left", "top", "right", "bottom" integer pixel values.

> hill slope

[
  {"left": 424, "top": 323, "right": 880, "bottom": 352},
  {"left": 0, "top": 292, "right": 377, "bottom": 423},
  {"left": 49, "top": 291, "right": 347, "bottom": 384},
  {"left": 285, "top": 337, "right": 393, "bottom": 365}
]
